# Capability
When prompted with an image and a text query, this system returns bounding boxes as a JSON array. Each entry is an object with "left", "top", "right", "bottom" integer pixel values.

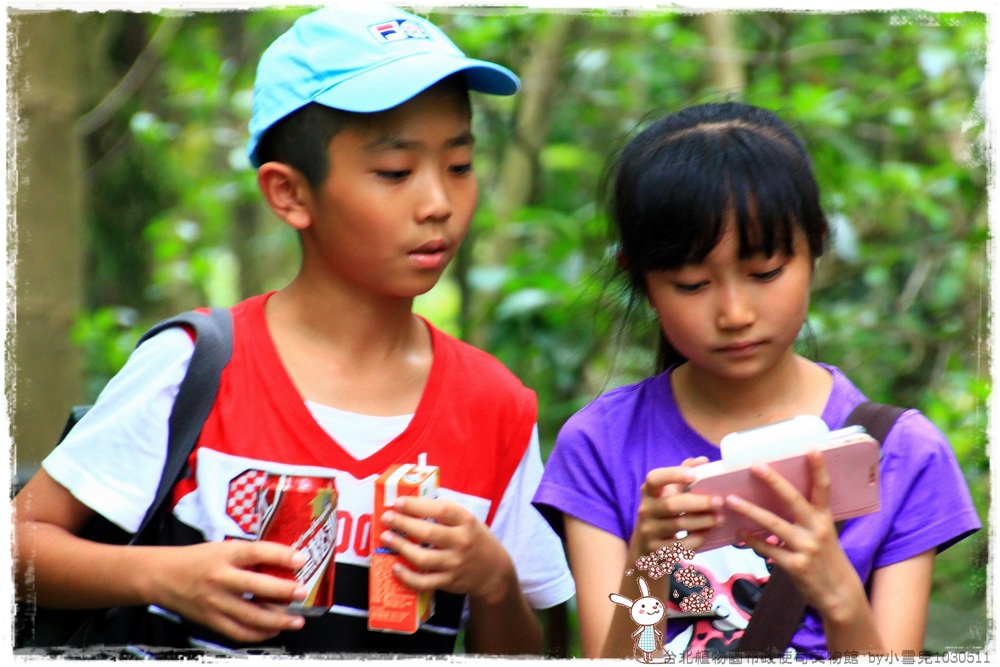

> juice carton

[{"left": 369, "top": 453, "right": 439, "bottom": 633}]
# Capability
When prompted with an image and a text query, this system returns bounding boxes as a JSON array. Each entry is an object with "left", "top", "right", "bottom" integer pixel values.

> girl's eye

[
  {"left": 752, "top": 267, "right": 784, "bottom": 281},
  {"left": 673, "top": 281, "right": 707, "bottom": 293},
  {"left": 450, "top": 162, "right": 473, "bottom": 175}
]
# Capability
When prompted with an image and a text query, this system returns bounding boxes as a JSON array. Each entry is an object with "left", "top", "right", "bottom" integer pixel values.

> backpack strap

[
  {"left": 735, "top": 401, "right": 906, "bottom": 657},
  {"left": 131, "top": 307, "right": 233, "bottom": 540},
  {"left": 16, "top": 308, "right": 233, "bottom": 651}
]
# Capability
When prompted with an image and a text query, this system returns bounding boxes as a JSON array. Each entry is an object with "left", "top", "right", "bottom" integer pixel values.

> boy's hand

[
  {"left": 152, "top": 540, "right": 310, "bottom": 643},
  {"left": 632, "top": 456, "right": 725, "bottom": 555},
  {"left": 378, "top": 496, "right": 516, "bottom": 605}
]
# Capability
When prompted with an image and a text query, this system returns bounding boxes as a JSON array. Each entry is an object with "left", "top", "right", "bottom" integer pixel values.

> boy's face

[{"left": 302, "top": 82, "right": 477, "bottom": 299}]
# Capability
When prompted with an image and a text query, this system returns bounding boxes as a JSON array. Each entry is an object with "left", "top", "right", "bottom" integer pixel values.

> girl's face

[{"left": 644, "top": 222, "right": 814, "bottom": 383}]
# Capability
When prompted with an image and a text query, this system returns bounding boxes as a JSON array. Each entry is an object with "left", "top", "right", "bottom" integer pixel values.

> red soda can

[{"left": 254, "top": 473, "right": 338, "bottom": 616}]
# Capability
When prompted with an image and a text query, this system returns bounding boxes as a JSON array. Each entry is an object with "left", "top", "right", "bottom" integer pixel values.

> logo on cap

[{"left": 369, "top": 19, "right": 431, "bottom": 43}]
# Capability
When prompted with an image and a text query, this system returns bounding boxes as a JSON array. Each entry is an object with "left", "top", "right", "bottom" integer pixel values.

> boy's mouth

[{"left": 409, "top": 240, "right": 448, "bottom": 269}]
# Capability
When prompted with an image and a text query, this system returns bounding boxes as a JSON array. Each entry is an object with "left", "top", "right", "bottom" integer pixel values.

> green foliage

[
  {"left": 67, "top": 7, "right": 988, "bottom": 655},
  {"left": 70, "top": 306, "right": 144, "bottom": 401},
  {"left": 473, "top": 204, "right": 616, "bottom": 436}
]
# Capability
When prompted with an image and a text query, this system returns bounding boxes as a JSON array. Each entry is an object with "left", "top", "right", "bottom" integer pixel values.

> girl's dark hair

[
  {"left": 255, "top": 75, "right": 472, "bottom": 191},
  {"left": 604, "top": 102, "right": 829, "bottom": 370}
]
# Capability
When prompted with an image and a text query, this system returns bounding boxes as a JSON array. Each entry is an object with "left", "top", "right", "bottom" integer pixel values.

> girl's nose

[{"left": 716, "top": 282, "right": 755, "bottom": 330}]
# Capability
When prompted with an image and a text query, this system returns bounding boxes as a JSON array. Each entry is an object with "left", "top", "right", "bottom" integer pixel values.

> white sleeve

[
  {"left": 42, "top": 328, "right": 195, "bottom": 533},
  {"left": 489, "top": 424, "right": 576, "bottom": 609}
]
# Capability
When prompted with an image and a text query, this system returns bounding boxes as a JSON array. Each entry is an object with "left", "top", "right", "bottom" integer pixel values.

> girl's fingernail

[
  {"left": 381, "top": 510, "right": 395, "bottom": 524},
  {"left": 293, "top": 585, "right": 309, "bottom": 600},
  {"left": 726, "top": 495, "right": 744, "bottom": 508},
  {"left": 292, "top": 550, "right": 309, "bottom": 567},
  {"left": 381, "top": 530, "right": 396, "bottom": 546}
]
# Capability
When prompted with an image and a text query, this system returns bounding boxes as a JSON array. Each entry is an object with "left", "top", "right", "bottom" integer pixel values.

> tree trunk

[
  {"left": 217, "top": 11, "right": 266, "bottom": 301},
  {"left": 479, "top": 14, "right": 579, "bottom": 657},
  {"left": 9, "top": 12, "right": 90, "bottom": 482},
  {"left": 493, "top": 13, "right": 578, "bottom": 222},
  {"left": 699, "top": 12, "right": 746, "bottom": 95},
  {"left": 463, "top": 13, "right": 579, "bottom": 347}
]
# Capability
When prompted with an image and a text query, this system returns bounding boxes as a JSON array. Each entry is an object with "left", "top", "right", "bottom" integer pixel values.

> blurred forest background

[{"left": 6, "top": 5, "right": 990, "bottom": 656}]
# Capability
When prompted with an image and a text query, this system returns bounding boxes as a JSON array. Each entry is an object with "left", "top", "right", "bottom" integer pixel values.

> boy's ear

[{"left": 257, "top": 162, "right": 313, "bottom": 231}]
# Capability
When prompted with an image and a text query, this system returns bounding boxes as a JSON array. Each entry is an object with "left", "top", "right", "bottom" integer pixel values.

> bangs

[{"left": 611, "top": 115, "right": 825, "bottom": 274}]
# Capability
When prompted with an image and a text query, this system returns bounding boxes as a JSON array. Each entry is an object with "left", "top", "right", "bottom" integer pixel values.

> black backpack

[{"left": 14, "top": 307, "right": 233, "bottom": 654}]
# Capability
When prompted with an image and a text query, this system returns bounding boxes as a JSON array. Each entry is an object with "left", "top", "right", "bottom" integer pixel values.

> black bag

[{"left": 14, "top": 307, "right": 233, "bottom": 657}]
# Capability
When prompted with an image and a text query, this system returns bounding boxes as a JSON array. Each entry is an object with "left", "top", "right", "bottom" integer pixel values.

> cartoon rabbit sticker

[{"left": 610, "top": 576, "right": 666, "bottom": 663}]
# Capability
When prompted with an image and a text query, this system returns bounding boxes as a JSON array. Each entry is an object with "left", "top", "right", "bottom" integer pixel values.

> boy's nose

[{"left": 416, "top": 176, "right": 453, "bottom": 223}]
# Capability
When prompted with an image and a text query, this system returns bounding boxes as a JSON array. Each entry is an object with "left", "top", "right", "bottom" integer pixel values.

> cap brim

[{"left": 312, "top": 52, "right": 519, "bottom": 113}]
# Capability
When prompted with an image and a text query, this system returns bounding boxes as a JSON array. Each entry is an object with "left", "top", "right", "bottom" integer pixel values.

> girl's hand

[
  {"left": 723, "top": 450, "right": 864, "bottom": 617},
  {"left": 378, "top": 496, "right": 516, "bottom": 605},
  {"left": 152, "top": 540, "right": 310, "bottom": 643},
  {"left": 633, "top": 456, "right": 725, "bottom": 555}
]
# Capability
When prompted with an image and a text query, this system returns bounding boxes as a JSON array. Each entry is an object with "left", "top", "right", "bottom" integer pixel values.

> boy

[{"left": 13, "top": 4, "right": 574, "bottom": 656}]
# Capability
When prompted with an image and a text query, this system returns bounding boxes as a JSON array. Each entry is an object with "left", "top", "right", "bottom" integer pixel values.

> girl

[{"left": 533, "top": 102, "right": 980, "bottom": 660}]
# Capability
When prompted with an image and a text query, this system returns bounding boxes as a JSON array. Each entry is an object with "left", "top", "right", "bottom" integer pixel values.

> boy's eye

[{"left": 375, "top": 169, "right": 411, "bottom": 181}]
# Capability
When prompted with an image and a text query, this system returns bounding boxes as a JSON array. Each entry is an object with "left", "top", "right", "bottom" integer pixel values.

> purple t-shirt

[{"left": 534, "top": 364, "right": 981, "bottom": 659}]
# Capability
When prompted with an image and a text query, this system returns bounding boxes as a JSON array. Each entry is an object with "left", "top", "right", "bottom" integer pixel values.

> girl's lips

[{"left": 718, "top": 340, "right": 763, "bottom": 355}]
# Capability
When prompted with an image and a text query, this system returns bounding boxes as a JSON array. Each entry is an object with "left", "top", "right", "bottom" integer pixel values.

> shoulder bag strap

[
  {"left": 130, "top": 307, "right": 233, "bottom": 540},
  {"left": 735, "top": 401, "right": 906, "bottom": 657},
  {"left": 842, "top": 402, "right": 907, "bottom": 449}
]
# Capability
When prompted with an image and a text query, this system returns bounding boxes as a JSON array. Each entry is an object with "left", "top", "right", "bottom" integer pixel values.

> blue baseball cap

[{"left": 247, "top": 4, "right": 520, "bottom": 167}]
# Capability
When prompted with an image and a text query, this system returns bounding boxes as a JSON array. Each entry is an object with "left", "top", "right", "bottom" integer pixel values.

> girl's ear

[
  {"left": 616, "top": 249, "right": 630, "bottom": 271},
  {"left": 257, "top": 162, "right": 313, "bottom": 231}
]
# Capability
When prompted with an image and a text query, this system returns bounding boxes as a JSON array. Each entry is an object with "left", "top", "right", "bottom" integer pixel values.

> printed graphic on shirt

[
  {"left": 227, "top": 468, "right": 268, "bottom": 533},
  {"left": 609, "top": 541, "right": 747, "bottom": 663},
  {"left": 174, "top": 448, "right": 490, "bottom": 570},
  {"left": 661, "top": 545, "right": 775, "bottom": 659}
]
